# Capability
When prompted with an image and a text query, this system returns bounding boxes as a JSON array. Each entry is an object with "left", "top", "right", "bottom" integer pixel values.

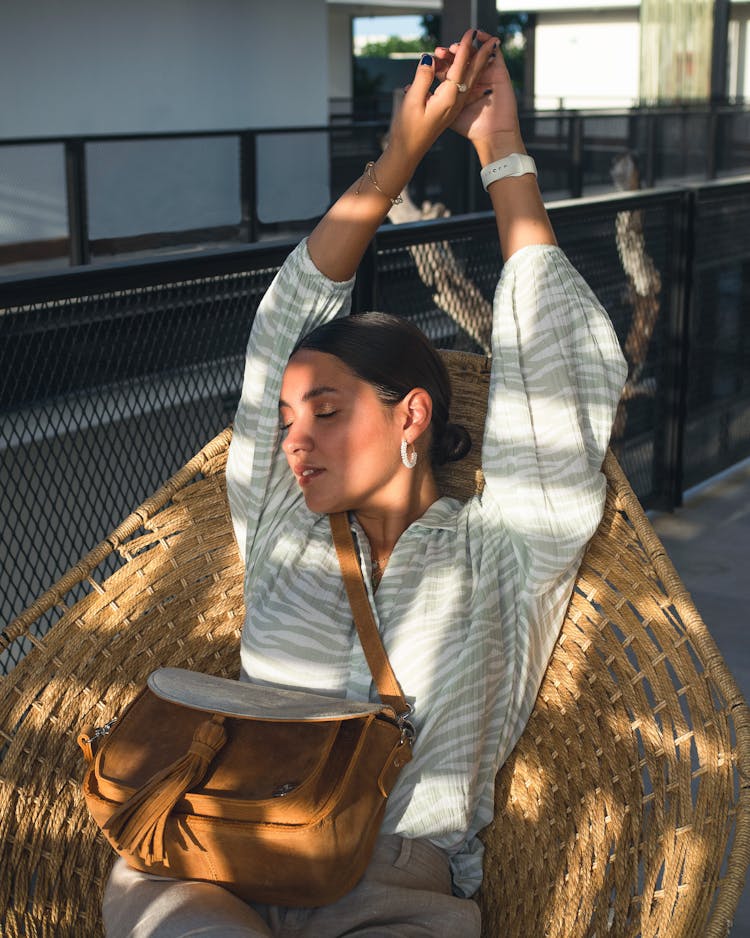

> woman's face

[{"left": 279, "top": 349, "right": 407, "bottom": 515}]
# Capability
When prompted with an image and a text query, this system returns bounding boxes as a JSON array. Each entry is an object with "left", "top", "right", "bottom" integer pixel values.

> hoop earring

[{"left": 400, "top": 439, "right": 417, "bottom": 469}]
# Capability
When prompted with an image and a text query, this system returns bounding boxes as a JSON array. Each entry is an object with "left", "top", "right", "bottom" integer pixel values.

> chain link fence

[{"left": 2, "top": 179, "right": 750, "bottom": 671}]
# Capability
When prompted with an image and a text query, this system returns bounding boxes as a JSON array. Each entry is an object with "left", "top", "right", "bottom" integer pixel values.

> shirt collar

[{"left": 409, "top": 496, "right": 460, "bottom": 531}]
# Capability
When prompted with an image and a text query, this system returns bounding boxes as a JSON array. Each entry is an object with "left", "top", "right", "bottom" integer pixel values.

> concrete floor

[{"left": 650, "top": 457, "right": 750, "bottom": 936}]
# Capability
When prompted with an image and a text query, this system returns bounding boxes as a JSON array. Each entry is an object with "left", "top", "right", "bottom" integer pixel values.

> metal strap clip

[
  {"left": 397, "top": 704, "right": 416, "bottom": 744},
  {"left": 86, "top": 718, "right": 118, "bottom": 742}
]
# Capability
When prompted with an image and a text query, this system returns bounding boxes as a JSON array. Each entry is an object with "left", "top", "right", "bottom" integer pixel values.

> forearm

[
  {"left": 474, "top": 133, "right": 556, "bottom": 261},
  {"left": 308, "top": 31, "right": 497, "bottom": 283},
  {"left": 307, "top": 145, "right": 423, "bottom": 283}
]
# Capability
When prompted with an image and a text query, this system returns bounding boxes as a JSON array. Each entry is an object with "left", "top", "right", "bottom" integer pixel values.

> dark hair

[{"left": 294, "top": 312, "right": 471, "bottom": 467}]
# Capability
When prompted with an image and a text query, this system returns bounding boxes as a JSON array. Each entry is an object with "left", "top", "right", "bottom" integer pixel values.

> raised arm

[
  {"left": 307, "top": 29, "right": 498, "bottom": 282},
  {"left": 435, "top": 33, "right": 556, "bottom": 259}
]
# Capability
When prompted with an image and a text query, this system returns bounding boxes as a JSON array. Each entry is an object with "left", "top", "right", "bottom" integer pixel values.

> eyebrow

[{"left": 278, "top": 386, "right": 341, "bottom": 409}]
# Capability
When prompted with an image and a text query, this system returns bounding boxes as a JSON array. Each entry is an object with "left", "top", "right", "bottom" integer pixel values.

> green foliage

[
  {"left": 420, "top": 14, "right": 441, "bottom": 46},
  {"left": 354, "top": 13, "right": 528, "bottom": 93},
  {"left": 497, "top": 13, "right": 529, "bottom": 45},
  {"left": 503, "top": 45, "right": 525, "bottom": 91},
  {"left": 357, "top": 35, "right": 434, "bottom": 58},
  {"left": 419, "top": 12, "right": 529, "bottom": 46}
]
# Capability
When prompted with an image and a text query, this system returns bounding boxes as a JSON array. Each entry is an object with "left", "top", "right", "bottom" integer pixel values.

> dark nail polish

[
  {"left": 483, "top": 88, "right": 492, "bottom": 96},
  {"left": 420, "top": 54, "right": 433, "bottom": 66}
]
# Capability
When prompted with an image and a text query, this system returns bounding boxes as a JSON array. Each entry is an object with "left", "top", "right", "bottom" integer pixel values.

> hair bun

[{"left": 434, "top": 422, "right": 472, "bottom": 466}]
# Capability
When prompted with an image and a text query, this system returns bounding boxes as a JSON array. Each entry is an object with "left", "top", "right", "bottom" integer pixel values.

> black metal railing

[
  {"left": 1, "top": 103, "right": 749, "bottom": 274},
  {"left": 2, "top": 177, "right": 750, "bottom": 669}
]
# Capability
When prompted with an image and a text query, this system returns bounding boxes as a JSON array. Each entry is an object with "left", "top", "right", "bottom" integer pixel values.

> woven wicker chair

[{"left": 1, "top": 350, "right": 748, "bottom": 938}]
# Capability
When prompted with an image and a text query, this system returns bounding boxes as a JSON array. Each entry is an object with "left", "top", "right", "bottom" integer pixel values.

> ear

[{"left": 399, "top": 388, "right": 433, "bottom": 443}]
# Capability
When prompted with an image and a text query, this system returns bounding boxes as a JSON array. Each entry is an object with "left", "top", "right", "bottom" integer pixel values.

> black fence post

[
  {"left": 659, "top": 188, "right": 696, "bottom": 508},
  {"left": 644, "top": 111, "right": 657, "bottom": 187},
  {"left": 626, "top": 106, "right": 639, "bottom": 154},
  {"left": 353, "top": 237, "right": 377, "bottom": 313},
  {"left": 706, "top": 107, "right": 720, "bottom": 180},
  {"left": 467, "top": 147, "right": 482, "bottom": 214},
  {"left": 64, "top": 139, "right": 90, "bottom": 266},
  {"left": 568, "top": 112, "right": 583, "bottom": 198},
  {"left": 240, "top": 131, "right": 257, "bottom": 242}
]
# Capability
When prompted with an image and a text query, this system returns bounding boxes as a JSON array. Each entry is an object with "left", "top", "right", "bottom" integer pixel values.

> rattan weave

[{"left": 1, "top": 350, "right": 748, "bottom": 937}]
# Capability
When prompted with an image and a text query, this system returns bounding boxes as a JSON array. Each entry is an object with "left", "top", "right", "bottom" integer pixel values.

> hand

[
  {"left": 306, "top": 29, "right": 508, "bottom": 282},
  {"left": 434, "top": 33, "right": 525, "bottom": 163},
  {"left": 387, "top": 28, "right": 499, "bottom": 166}
]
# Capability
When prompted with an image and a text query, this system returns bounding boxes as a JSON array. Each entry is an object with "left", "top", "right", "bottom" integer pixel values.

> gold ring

[{"left": 446, "top": 79, "right": 468, "bottom": 93}]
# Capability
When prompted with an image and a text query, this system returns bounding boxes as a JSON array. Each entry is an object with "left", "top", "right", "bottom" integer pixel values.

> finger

[
  {"left": 445, "top": 28, "right": 477, "bottom": 83},
  {"left": 448, "top": 31, "right": 495, "bottom": 62},
  {"left": 473, "top": 29, "right": 495, "bottom": 45},
  {"left": 433, "top": 30, "right": 478, "bottom": 105},
  {"left": 433, "top": 47, "right": 454, "bottom": 80},
  {"left": 436, "top": 33, "right": 495, "bottom": 103},
  {"left": 479, "top": 43, "right": 511, "bottom": 86},
  {"left": 461, "top": 36, "right": 499, "bottom": 87},
  {"left": 433, "top": 46, "right": 462, "bottom": 86},
  {"left": 404, "top": 52, "right": 436, "bottom": 102}
]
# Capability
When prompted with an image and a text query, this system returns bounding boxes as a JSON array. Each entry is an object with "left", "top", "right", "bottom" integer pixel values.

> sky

[{"left": 352, "top": 15, "right": 423, "bottom": 40}]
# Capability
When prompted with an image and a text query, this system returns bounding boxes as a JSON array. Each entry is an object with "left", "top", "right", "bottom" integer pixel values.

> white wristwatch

[{"left": 480, "top": 153, "right": 537, "bottom": 191}]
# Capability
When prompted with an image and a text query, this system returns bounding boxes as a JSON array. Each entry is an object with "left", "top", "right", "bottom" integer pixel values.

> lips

[{"left": 294, "top": 466, "right": 325, "bottom": 486}]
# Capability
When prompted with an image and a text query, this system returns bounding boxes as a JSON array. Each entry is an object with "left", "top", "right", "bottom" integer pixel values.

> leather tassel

[{"left": 103, "top": 714, "right": 227, "bottom": 865}]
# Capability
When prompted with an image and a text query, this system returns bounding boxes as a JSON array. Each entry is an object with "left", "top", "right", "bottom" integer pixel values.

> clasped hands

[{"left": 388, "top": 28, "right": 524, "bottom": 166}]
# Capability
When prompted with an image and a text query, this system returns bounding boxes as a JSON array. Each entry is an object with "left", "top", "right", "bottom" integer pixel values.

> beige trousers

[{"left": 103, "top": 835, "right": 482, "bottom": 938}]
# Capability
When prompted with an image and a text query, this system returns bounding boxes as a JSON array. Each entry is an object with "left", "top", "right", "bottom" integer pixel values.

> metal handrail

[{"left": 1, "top": 106, "right": 749, "bottom": 271}]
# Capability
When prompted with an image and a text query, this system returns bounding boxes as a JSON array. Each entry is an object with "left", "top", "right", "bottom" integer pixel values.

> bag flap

[{"left": 147, "top": 668, "right": 394, "bottom": 722}]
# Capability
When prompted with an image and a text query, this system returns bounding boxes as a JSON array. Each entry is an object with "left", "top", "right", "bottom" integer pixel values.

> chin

[{"left": 302, "top": 491, "right": 341, "bottom": 515}]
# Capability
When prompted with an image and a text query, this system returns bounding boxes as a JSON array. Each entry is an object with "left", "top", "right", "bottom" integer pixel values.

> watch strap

[{"left": 481, "top": 153, "right": 537, "bottom": 191}]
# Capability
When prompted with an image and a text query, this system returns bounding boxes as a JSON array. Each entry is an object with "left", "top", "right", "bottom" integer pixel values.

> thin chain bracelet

[{"left": 355, "top": 161, "right": 404, "bottom": 205}]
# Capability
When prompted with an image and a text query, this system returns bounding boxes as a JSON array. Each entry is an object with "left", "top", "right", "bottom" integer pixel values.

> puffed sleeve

[
  {"left": 480, "top": 243, "right": 627, "bottom": 738},
  {"left": 225, "top": 239, "right": 355, "bottom": 567}
]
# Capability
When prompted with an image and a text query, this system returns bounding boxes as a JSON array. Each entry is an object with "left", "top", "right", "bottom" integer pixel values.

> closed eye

[{"left": 278, "top": 410, "right": 337, "bottom": 432}]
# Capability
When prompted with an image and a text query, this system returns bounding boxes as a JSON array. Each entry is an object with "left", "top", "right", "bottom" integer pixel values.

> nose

[{"left": 281, "top": 421, "right": 313, "bottom": 456}]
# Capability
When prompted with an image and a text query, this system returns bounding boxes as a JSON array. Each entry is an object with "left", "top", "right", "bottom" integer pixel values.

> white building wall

[
  {"left": 729, "top": 3, "right": 750, "bottom": 98},
  {"left": 0, "top": 0, "right": 330, "bottom": 239},
  {"left": 0, "top": 0, "right": 328, "bottom": 137},
  {"left": 535, "top": 10, "right": 641, "bottom": 109},
  {"left": 328, "top": 6, "right": 354, "bottom": 102}
]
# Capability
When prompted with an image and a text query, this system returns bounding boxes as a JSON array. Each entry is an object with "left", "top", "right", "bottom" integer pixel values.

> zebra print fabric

[{"left": 225, "top": 240, "right": 627, "bottom": 897}]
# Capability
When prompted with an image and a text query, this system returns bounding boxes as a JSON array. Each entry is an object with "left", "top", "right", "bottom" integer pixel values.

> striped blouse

[{"left": 225, "top": 239, "right": 627, "bottom": 897}]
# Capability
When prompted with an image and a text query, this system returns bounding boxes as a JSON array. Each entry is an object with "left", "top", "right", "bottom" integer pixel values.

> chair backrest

[
  {"left": 0, "top": 351, "right": 747, "bottom": 938},
  {"left": 434, "top": 349, "right": 490, "bottom": 500},
  {"left": 438, "top": 350, "right": 750, "bottom": 938}
]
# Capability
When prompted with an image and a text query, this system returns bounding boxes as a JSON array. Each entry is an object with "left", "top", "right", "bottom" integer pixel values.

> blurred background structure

[{"left": 0, "top": 0, "right": 748, "bottom": 270}]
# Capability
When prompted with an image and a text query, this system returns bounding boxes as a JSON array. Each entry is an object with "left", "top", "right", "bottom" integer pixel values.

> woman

[{"left": 104, "top": 28, "right": 627, "bottom": 938}]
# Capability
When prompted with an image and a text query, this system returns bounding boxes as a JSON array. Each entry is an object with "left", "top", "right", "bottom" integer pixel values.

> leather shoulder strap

[{"left": 329, "top": 512, "right": 409, "bottom": 716}]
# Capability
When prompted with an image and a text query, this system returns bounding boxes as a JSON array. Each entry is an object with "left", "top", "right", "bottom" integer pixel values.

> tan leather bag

[{"left": 78, "top": 513, "right": 414, "bottom": 907}]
